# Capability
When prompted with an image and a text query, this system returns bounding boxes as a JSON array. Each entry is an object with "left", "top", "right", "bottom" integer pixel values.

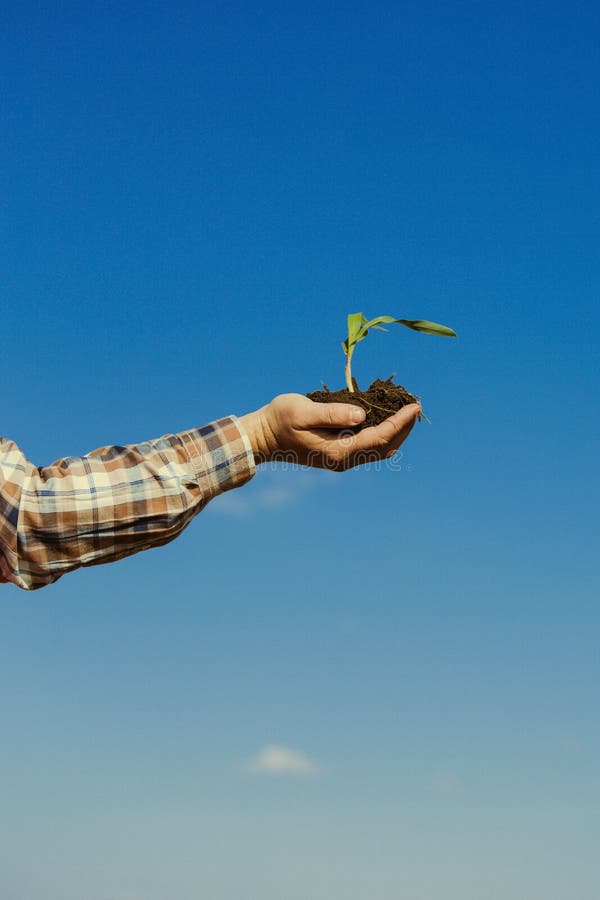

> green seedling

[{"left": 342, "top": 313, "right": 457, "bottom": 392}]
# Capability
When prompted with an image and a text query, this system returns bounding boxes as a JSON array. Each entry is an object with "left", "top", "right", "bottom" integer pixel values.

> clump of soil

[{"left": 306, "top": 376, "right": 420, "bottom": 428}]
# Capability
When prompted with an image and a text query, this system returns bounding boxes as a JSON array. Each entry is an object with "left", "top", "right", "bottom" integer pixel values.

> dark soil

[{"left": 306, "top": 376, "right": 420, "bottom": 428}]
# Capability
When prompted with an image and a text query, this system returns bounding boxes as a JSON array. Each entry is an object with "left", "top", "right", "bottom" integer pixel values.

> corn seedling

[{"left": 342, "top": 313, "right": 456, "bottom": 393}]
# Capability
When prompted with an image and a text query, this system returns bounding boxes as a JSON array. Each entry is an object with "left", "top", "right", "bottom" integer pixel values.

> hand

[{"left": 238, "top": 393, "right": 421, "bottom": 471}]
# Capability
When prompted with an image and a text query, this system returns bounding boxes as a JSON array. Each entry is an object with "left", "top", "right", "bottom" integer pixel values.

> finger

[
  {"left": 382, "top": 417, "right": 418, "bottom": 456},
  {"left": 341, "top": 417, "right": 415, "bottom": 467},
  {"left": 375, "top": 403, "right": 421, "bottom": 447},
  {"left": 348, "top": 403, "right": 420, "bottom": 454},
  {"left": 303, "top": 398, "right": 366, "bottom": 429}
]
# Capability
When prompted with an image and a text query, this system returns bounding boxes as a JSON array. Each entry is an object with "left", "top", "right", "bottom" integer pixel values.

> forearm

[{"left": 0, "top": 416, "right": 256, "bottom": 590}]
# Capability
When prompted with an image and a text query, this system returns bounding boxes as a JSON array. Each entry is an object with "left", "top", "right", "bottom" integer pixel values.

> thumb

[{"left": 308, "top": 400, "right": 366, "bottom": 428}]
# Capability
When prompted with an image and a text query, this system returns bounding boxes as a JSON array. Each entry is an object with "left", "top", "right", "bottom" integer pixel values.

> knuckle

[{"left": 375, "top": 428, "right": 393, "bottom": 448}]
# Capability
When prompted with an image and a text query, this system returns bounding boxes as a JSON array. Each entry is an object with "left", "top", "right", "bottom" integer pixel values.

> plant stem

[{"left": 345, "top": 355, "right": 354, "bottom": 392}]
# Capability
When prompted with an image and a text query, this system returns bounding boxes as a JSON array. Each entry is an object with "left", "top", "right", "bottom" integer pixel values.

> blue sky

[{"left": 1, "top": 2, "right": 599, "bottom": 898}]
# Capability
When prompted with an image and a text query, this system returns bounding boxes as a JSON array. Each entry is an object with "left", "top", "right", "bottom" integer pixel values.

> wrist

[{"left": 238, "top": 406, "right": 277, "bottom": 464}]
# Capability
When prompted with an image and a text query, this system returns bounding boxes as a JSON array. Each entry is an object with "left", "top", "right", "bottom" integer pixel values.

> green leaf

[
  {"left": 342, "top": 311, "right": 456, "bottom": 362},
  {"left": 396, "top": 319, "right": 457, "bottom": 337},
  {"left": 346, "top": 312, "right": 364, "bottom": 348},
  {"left": 355, "top": 315, "right": 396, "bottom": 343},
  {"left": 363, "top": 315, "right": 399, "bottom": 327},
  {"left": 359, "top": 315, "right": 387, "bottom": 332}
]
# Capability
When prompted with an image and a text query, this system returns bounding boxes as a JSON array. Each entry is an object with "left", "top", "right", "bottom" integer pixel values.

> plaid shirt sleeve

[{"left": 0, "top": 415, "right": 256, "bottom": 591}]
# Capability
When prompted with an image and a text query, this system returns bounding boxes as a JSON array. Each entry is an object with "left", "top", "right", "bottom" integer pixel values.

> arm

[
  {"left": 0, "top": 416, "right": 255, "bottom": 590},
  {"left": 0, "top": 396, "right": 419, "bottom": 591}
]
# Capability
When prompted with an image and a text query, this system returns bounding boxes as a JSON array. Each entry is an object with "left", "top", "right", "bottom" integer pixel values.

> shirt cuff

[{"left": 176, "top": 414, "right": 257, "bottom": 500}]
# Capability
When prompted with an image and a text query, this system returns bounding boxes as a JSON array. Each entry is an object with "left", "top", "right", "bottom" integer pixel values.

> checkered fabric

[{"left": 0, "top": 416, "right": 256, "bottom": 590}]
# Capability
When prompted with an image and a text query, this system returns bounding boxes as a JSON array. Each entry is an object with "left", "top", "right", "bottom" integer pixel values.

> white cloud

[
  {"left": 211, "top": 467, "right": 341, "bottom": 517},
  {"left": 211, "top": 481, "right": 297, "bottom": 517},
  {"left": 244, "top": 744, "right": 322, "bottom": 776},
  {"left": 211, "top": 491, "right": 252, "bottom": 516},
  {"left": 258, "top": 485, "right": 297, "bottom": 508}
]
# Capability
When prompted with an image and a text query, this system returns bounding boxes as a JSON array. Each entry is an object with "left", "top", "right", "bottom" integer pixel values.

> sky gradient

[{"left": 1, "top": 2, "right": 599, "bottom": 899}]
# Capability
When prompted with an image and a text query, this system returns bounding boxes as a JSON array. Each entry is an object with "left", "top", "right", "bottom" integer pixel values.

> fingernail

[{"left": 350, "top": 407, "right": 365, "bottom": 424}]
